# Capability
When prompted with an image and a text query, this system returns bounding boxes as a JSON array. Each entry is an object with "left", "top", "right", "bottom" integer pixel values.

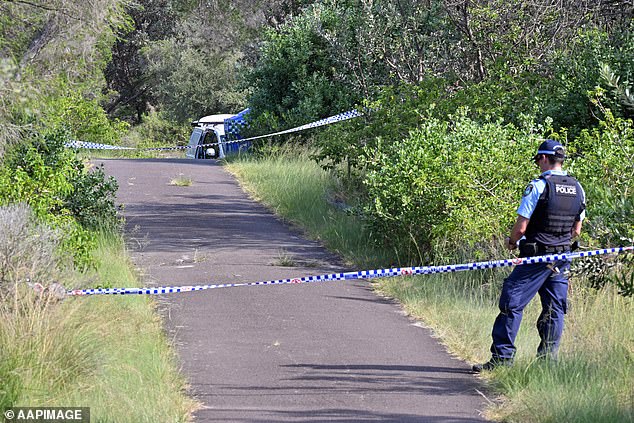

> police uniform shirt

[{"left": 517, "top": 170, "right": 586, "bottom": 222}]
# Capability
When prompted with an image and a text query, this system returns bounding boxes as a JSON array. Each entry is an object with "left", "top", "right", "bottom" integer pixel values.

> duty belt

[
  {"left": 519, "top": 240, "right": 570, "bottom": 257},
  {"left": 539, "top": 244, "right": 570, "bottom": 254}
]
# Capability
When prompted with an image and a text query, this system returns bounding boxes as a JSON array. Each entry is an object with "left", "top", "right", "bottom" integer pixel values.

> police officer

[{"left": 473, "top": 139, "right": 586, "bottom": 372}]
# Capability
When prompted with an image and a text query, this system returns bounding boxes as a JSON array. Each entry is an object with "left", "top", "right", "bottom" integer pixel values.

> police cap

[{"left": 533, "top": 139, "right": 566, "bottom": 162}]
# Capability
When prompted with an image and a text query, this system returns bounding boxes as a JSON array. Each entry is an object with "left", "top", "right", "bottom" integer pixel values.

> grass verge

[
  {"left": 225, "top": 150, "right": 634, "bottom": 423},
  {"left": 0, "top": 232, "right": 197, "bottom": 422}
]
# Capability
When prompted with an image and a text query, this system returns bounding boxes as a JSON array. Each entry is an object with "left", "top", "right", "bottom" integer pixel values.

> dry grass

[
  {"left": 0, "top": 204, "right": 196, "bottom": 421},
  {"left": 169, "top": 174, "right": 193, "bottom": 187}
]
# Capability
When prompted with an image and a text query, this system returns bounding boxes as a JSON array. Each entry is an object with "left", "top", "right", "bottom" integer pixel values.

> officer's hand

[{"left": 505, "top": 237, "right": 517, "bottom": 251}]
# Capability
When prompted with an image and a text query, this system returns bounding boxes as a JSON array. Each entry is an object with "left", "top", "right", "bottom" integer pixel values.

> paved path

[{"left": 100, "top": 158, "right": 488, "bottom": 423}]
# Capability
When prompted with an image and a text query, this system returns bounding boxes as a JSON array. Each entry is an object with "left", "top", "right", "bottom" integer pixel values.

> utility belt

[{"left": 518, "top": 240, "right": 571, "bottom": 258}]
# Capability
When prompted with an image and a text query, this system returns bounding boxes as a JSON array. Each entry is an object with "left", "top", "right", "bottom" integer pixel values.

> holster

[{"left": 518, "top": 239, "right": 538, "bottom": 258}]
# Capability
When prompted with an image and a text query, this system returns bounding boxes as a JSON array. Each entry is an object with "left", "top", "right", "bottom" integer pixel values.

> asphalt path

[{"left": 99, "top": 158, "right": 488, "bottom": 423}]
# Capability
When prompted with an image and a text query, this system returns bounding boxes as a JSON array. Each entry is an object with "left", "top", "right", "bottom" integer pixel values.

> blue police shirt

[{"left": 517, "top": 170, "right": 586, "bottom": 221}]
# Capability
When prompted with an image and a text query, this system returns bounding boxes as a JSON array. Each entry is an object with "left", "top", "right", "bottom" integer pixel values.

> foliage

[
  {"left": 0, "top": 0, "right": 131, "bottom": 150},
  {"left": 565, "top": 112, "right": 634, "bottom": 246},
  {"left": 312, "top": 23, "right": 631, "bottom": 174},
  {"left": 0, "top": 129, "right": 120, "bottom": 268},
  {"left": 246, "top": 0, "right": 633, "bottom": 148},
  {"left": 0, "top": 131, "right": 76, "bottom": 219},
  {"left": 0, "top": 2, "right": 47, "bottom": 61},
  {"left": 244, "top": 7, "right": 357, "bottom": 134},
  {"left": 317, "top": 0, "right": 460, "bottom": 90},
  {"left": 608, "top": 254, "right": 634, "bottom": 297},
  {"left": 36, "top": 88, "right": 129, "bottom": 144},
  {"left": 146, "top": 41, "right": 246, "bottom": 123},
  {"left": 113, "top": 0, "right": 304, "bottom": 124},
  {"left": 103, "top": 0, "right": 178, "bottom": 123},
  {"left": 599, "top": 63, "right": 634, "bottom": 119},
  {"left": 360, "top": 112, "right": 536, "bottom": 262},
  {"left": 65, "top": 164, "right": 121, "bottom": 231},
  {"left": 0, "top": 59, "right": 34, "bottom": 154},
  {"left": 0, "top": 0, "right": 131, "bottom": 86},
  {"left": 121, "top": 110, "right": 190, "bottom": 148},
  {"left": 535, "top": 28, "right": 624, "bottom": 135}
]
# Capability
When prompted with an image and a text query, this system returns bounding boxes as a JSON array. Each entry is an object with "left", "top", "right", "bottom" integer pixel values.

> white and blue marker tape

[
  {"left": 66, "top": 109, "right": 363, "bottom": 151},
  {"left": 65, "top": 141, "right": 135, "bottom": 150},
  {"left": 67, "top": 246, "right": 633, "bottom": 297},
  {"left": 235, "top": 109, "right": 362, "bottom": 143}
]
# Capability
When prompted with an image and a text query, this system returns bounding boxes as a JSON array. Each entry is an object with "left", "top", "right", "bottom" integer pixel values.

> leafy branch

[{"left": 600, "top": 63, "right": 634, "bottom": 113}]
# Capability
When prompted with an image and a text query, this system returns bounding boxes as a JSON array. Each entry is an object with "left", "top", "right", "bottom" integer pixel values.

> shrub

[
  {"left": 122, "top": 110, "right": 190, "bottom": 148},
  {"left": 37, "top": 89, "right": 129, "bottom": 145},
  {"left": 0, "top": 129, "right": 120, "bottom": 268},
  {"left": 567, "top": 112, "right": 634, "bottom": 246},
  {"left": 65, "top": 163, "right": 121, "bottom": 231},
  {"left": 361, "top": 112, "right": 536, "bottom": 263},
  {"left": 313, "top": 81, "right": 446, "bottom": 179},
  {"left": 244, "top": 9, "right": 356, "bottom": 135},
  {"left": 0, "top": 130, "right": 76, "bottom": 220}
]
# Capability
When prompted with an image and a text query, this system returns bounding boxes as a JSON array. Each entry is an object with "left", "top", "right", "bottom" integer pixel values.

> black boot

[{"left": 472, "top": 357, "right": 513, "bottom": 372}]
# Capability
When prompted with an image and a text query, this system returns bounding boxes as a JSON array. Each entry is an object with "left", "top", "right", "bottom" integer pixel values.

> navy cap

[{"left": 534, "top": 139, "right": 566, "bottom": 160}]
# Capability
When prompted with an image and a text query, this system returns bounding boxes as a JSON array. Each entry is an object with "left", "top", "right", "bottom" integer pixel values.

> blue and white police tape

[
  {"left": 65, "top": 109, "right": 363, "bottom": 151},
  {"left": 65, "top": 141, "right": 135, "bottom": 150},
  {"left": 66, "top": 245, "right": 633, "bottom": 297},
  {"left": 235, "top": 109, "right": 362, "bottom": 143}
]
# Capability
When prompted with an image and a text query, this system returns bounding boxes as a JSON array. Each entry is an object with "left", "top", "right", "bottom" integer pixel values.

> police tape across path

[
  {"left": 66, "top": 245, "right": 633, "bottom": 297},
  {"left": 66, "top": 109, "right": 363, "bottom": 151}
]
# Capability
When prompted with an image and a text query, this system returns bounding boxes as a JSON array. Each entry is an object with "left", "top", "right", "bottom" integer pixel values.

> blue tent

[{"left": 223, "top": 108, "right": 251, "bottom": 155}]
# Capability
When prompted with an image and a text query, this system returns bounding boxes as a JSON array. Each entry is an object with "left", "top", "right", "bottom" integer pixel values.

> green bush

[
  {"left": 244, "top": 9, "right": 357, "bottom": 135},
  {"left": 361, "top": 112, "right": 537, "bottom": 263},
  {"left": 146, "top": 40, "right": 246, "bottom": 123},
  {"left": 122, "top": 110, "right": 190, "bottom": 148},
  {"left": 313, "top": 81, "right": 445, "bottom": 177},
  {"left": 566, "top": 112, "right": 634, "bottom": 246},
  {"left": 0, "top": 129, "right": 120, "bottom": 268},
  {"left": 313, "top": 76, "right": 545, "bottom": 181},
  {"left": 37, "top": 89, "right": 129, "bottom": 144},
  {"left": 65, "top": 163, "right": 120, "bottom": 231},
  {"left": 358, "top": 108, "right": 633, "bottom": 292}
]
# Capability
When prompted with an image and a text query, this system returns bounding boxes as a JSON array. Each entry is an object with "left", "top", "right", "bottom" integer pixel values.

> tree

[
  {"left": 245, "top": 7, "right": 357, "bottom": 131},
  {"left": 103, "top": 0, "right": 177, "bottom": 123},
  {"left": 146, "top": 40, "right": 246, "bottom": 122},
  {"left": 319, "top": 0, "right": 460, "bottom": 93},
  {"left": 441, "top": 0, "right": 634, "bottom": 81},
  {"left": 0, "top": 0, "right": 129, "bottom": 149}
]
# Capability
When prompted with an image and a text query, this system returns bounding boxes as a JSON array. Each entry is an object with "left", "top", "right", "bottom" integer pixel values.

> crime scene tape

[
  {"left": 66, "top": 109, "right": 363, "bottom": 151},
  {"left": 235, "top": 109, "right": 362, "bottom": 142},
  {"left": 66, "top": 245, "right": 633, "bottom": 297},
  {"left": 65, "top": 141, "right": 135, "bottom": 150}
]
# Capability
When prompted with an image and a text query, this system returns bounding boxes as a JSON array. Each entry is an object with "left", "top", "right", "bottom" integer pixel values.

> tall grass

[
  {"left": 226, "top": 149, "right": 634, "bottom": 423},
  {"left": 375, "top": 274, "right": 634, "bottom": 422},
  {"left": 0, "top": 233, "right": 196, "bottom": 422}
]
